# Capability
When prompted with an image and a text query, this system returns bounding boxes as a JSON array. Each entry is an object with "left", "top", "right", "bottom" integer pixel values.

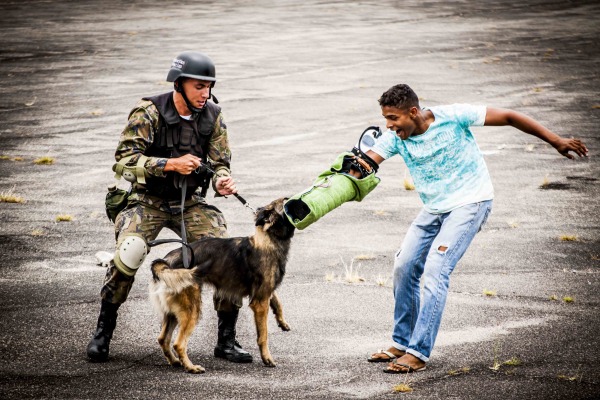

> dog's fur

[{"left": 149, "top": 198, "right": 295, "bottom": 373}]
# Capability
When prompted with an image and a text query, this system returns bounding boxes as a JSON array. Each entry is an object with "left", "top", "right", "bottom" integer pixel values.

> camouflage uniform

[{"left": 101, "top": 96, "right": 241, "bottom": 312}]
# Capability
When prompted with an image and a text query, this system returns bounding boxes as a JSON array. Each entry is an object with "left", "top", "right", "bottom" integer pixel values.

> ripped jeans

[{"left": 392, "top": 200, "right": 492, "bottom": 362}]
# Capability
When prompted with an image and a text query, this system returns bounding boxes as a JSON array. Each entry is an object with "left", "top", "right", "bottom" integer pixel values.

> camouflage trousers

[{"left": 101, "top": 191, "right": 242, "bottom": 312}]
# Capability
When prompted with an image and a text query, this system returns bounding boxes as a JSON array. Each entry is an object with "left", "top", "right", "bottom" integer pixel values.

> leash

[
  {"left": 200, "top": 163, "right": 256, "bottom": 214},
  {"left": 147, "top": 175, "right": 195, "bottom": 268},
  {"left": 147, "top": 163, "right": 255, "bottom": 269}
]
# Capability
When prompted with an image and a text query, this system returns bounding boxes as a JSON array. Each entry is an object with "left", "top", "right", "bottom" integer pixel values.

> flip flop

[
  {"left": 383, "top": 361, "right": 427, "bottom": 374},
  {"left": 367, "top": 349, "right": 401, "bottom": 363}
]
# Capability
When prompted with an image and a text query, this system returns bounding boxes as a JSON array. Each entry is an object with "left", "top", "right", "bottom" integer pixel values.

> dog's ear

[
  {"left": 255, "top": 207, "right": 272, "bottom": 227},
  {"left": 255, "top": 207, "right": 278, "bottom": 231}
]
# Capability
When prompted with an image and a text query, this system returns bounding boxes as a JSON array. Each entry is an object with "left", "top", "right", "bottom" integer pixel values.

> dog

[{"left": 149, "top": 197, "right": 295, "bottom": 373}]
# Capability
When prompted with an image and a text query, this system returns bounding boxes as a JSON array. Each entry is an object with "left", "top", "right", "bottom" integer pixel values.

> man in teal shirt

[{"left": 364, "top": 84, "right": 588, "bottom": 373}]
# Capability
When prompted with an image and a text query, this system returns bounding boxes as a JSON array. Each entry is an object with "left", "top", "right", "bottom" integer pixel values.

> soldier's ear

[{"left": 174, "top": 78, "right": 183, "bottom": 93}]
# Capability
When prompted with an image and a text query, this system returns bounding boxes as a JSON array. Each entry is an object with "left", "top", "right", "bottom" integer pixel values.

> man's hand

[
  {"left": 215, "top": 176, "right": 237, "bottom": 196},
  {"left": 164, "top": 154, "right": 202, "bottom": 175},
  {"left": 554, "top": 137, "right": 589, "bottom": 160}
]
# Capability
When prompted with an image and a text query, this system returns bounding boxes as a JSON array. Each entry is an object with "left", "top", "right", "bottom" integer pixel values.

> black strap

[{"left": 179, "top": 175, "right": 190, "bottom": 268}]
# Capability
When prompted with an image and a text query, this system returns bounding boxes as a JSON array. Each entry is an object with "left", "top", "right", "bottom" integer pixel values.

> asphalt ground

[{"left": 0, "top": 1, "right": 599, "bottom": 399}]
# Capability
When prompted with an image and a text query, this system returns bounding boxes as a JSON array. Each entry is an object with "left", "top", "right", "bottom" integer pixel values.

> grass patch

[
  {"left": 375, "top": 275, "right": 388, "bottom": 287},
  {"left": 392, "top": 383, "right": 413, "bottom": 393},
  {"left": 55, "top": 214, "right": 73, "bottom": 222},
  {"left": 324, "top": 272, "right": 335, "bottom": 282},
  {"left": 403, "top": 170, "right": 415, "bottom": 191},
  {"left": 0, "top": 155, "right": 11, "bottom": 160},
  {"left": 557, "top": 365, "right": 583, "bottom": 382},
  {"left": 562, "top": 296, "right": 575, "bottom": 303},
  {"left": 483, "top": 289, "right": 497, "bottom": 297},
  {"left": 0, "top": 189, "right": 26, "bottom": 203},
  {"left": 12, "top": 157, "right": 24, "bottom": 161},
  {"left": 489, "top": 361, "right": 502, "bottom": 372},
  {"left": 549, "top": 294, "right": 558, "bottom": 301},
  {"left": 539, "top": 175, "right": 550, "bottom": 188},
  {"left": 503, "top": 357, "right": 522, "bottom": 366},
  {"left": 489, "top": 342, "right": 502, "bottom": 371},
  {"left": 30, "top": 229, "right": 46, "bottom": 236},
  {"left": 559, "top": 235, "right": 578, "bottom": 242},
  {"left": 448, "top": 366, "right": 471, "bottom": 376},
  {"left": 353, "top": 254, "right": 376, "bottom": 261},
  {"left": 340, "top": 256, "right": 365, "bottom": 283},
  {"left": 33, "top": 156, "right": 55, "bottom": 165},
  {"left": 507, "top": 220, "right": 519, "bottom": 228}
]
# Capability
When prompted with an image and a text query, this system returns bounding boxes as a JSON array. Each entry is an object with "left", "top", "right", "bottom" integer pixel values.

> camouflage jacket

[{"left": 115, "top": 95, "right": 232, "bottom": 195}]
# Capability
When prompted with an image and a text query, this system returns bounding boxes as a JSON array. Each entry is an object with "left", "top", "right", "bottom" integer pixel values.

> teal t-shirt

[{"left": 372, "top": 104, "right": 493, "bottom": 214}]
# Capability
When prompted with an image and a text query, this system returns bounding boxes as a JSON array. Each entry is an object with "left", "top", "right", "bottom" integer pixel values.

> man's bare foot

[
  {"left": 367, "top": 347, "right": 406, "bottom": 362},
  {"left": 383, "top": 353, "right": 427, "bottom": 373}
]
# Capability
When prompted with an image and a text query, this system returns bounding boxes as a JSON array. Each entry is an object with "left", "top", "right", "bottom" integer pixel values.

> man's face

[
  {"left": 181, "top": 78, "right": 212, "bottom": 109},
  {"left": 381, "top": 105, "right": 418, "bottom": 140}
]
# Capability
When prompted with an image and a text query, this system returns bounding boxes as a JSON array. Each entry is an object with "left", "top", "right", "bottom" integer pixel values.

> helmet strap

[{"left": 174, "top": 80, "right": 205, "bottom": 115}]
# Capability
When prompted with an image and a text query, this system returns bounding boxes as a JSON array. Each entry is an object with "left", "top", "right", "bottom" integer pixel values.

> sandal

[
  {"left": 367, "top": 348, "right": 404, "bottom": 363},
  {"left": 383, "top": 360, "right": 427, "bottom": 374}
]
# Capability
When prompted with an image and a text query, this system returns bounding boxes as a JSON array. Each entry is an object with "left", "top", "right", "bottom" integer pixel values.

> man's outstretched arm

[{"left": 484, "top": 107, "right": 588, "bottom": 159}]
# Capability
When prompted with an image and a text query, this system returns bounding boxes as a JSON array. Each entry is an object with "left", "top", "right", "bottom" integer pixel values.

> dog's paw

[
  {"left": 169, "top": 360, "right": 182, "bottom": 368},
  {"left": 262, "top": 358, "right": 277, "bottom": 368},
  {"left": 186, "top": 364, "right": 206, "bottom": 374},
  {"left": 278, "top": 321, "right": 291, "bottom": 331}
]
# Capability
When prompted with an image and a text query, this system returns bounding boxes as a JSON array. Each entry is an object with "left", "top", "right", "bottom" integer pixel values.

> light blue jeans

[{"left": 392, "top": 200, "right": 492, "bottom": 362}]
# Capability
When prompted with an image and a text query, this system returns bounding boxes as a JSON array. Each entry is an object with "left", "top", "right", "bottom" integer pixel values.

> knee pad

[{"left": 113, "top": 235, "right": 148, "bottom": 277}]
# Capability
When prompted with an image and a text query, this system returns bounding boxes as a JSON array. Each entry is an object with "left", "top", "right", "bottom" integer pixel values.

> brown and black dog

[{"left": 149, "top": 197, "right": 295, "bottom": 373}]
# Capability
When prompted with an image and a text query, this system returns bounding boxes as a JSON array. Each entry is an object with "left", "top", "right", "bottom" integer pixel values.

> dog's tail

[{"left": 150, "top": 259, "right": 197, "bottom": 293}]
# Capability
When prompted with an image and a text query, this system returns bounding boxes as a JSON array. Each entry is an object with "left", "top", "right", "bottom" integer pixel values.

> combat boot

[
  {"left": 86, "top": 300, "right": 120, "bottom": 362},
  {"left": 214, "top": 310, "right": 253, "bottom": 363}
]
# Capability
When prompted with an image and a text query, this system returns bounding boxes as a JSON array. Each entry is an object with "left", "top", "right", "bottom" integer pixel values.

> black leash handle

[
  {"left": 233, "top": 193, "right": 256, "bottom": 213},
  {"left": 202, "top": 164, "right": 256, "bottom": 214}
]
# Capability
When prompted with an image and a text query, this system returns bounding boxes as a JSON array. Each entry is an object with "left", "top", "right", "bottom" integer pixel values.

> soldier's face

[{"left": 182, "top": 78, "right": 212, "bottom": 109}]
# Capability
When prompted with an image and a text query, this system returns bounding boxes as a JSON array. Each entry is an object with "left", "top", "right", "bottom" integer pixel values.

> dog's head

[{"left": 255, "top": 197, "right": 295, "bottom": 240}]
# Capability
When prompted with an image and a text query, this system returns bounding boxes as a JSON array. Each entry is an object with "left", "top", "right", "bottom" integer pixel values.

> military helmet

[{"left": 166, "top": 51, "right": 216, "bottom": 85}]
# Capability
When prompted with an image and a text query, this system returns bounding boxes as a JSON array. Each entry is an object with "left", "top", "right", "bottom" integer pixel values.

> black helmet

[{"left": 166, "top": 51, "right": 216, "bottom": 85}]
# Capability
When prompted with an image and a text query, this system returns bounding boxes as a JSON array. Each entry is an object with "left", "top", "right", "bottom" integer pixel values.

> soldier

[{"left": 87, "top": 51, "right": 253, "bottom": 364}]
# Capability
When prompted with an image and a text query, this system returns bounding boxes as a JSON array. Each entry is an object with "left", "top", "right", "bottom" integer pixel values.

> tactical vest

[{"left": 140, "top": 92, "right": 220, "bottom": 200}]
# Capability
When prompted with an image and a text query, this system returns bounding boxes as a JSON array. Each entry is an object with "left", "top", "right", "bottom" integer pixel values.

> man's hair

[{"left": 378, "top": 84, "right": 419, "bottom": 109}]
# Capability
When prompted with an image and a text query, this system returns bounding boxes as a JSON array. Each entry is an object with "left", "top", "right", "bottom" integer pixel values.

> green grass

[
  {"left": 448, "top": 366, "right": 471, "bottom": 376},
  {"left": 562, "top": 296, "right": 575, "bottom": 303},
  {"left": 559, "top": 235, "right": 579, "bottom": 242},
  {"left": 340, "top": 256, "right": 365, "bottom": 283},
  {"left": 33, "top": 156, "right": 55, "bottom": 165},
  {"left": 55, "top": 214, "right": 73, "bottom": 222},
  {"left": 0, "top": 189, "right": 25, "bottom": 203},
  {"left": 503, "top": 357, "right": 522, "bottom": 366},
  {"left": 392, "top": 383, "right": 413, "bottom": 393},
  {"left": 557, "top": 365, "right": 583, "bottom": 382},
  {"left": 353, "top": 254, "right": 376, "bottom": 261}
]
